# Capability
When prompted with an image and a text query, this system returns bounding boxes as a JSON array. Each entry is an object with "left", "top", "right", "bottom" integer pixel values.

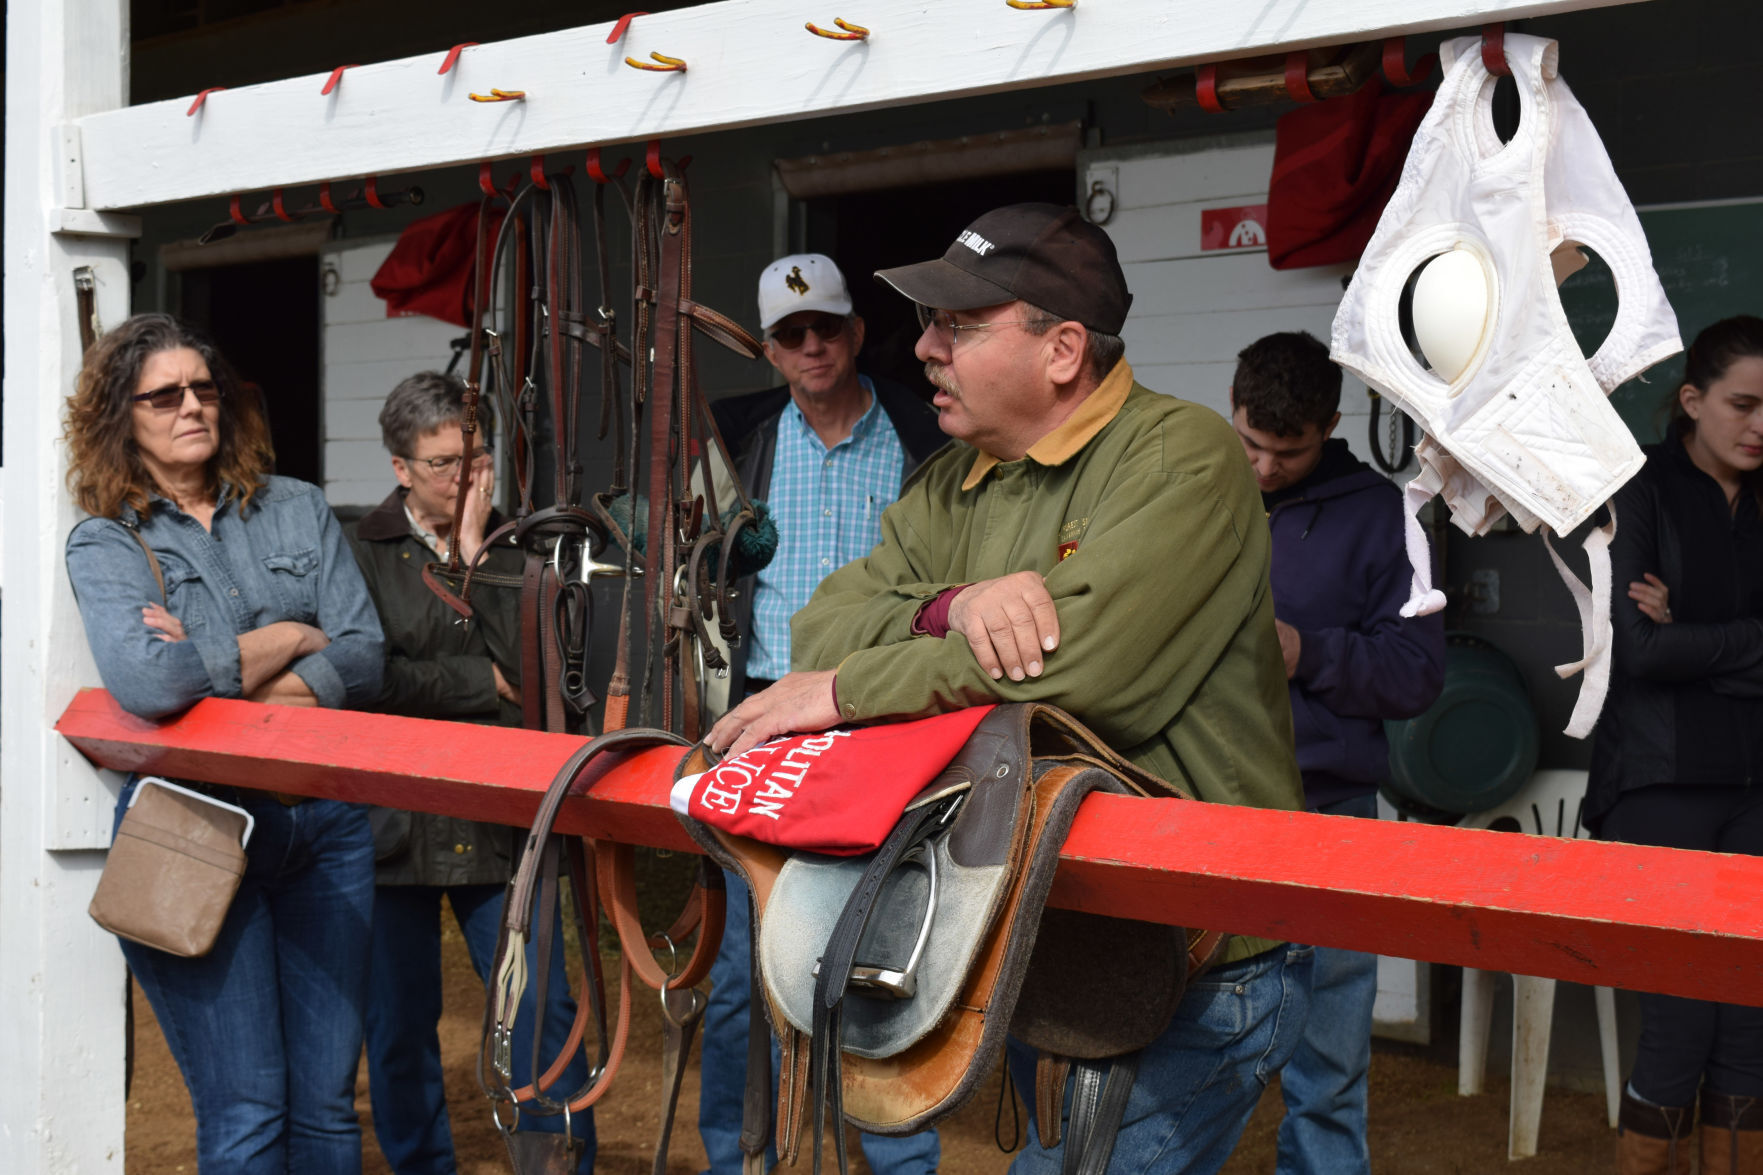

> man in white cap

[{"left": 698, "top": 253, "right": 945, "bottom": 1175}]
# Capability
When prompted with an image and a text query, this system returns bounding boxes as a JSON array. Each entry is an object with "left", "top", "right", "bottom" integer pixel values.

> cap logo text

[
  {"left": 957, "top": 230, "right": 996, "bottom": 257},
  {"left": 785, "top": 265, "right": 810, "bottom": 295}
]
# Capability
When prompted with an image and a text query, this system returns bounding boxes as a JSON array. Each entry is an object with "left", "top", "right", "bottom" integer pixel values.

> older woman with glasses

[
  {"left": 343, "top": 371, "right": 597, "bottom": 1173},
  {"left": 63, "top": 312, "right": 384, "bottom": 1175}
]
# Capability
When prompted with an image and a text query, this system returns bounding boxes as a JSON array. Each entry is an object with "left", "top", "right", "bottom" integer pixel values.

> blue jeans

[
  {"left": 365, "top": 883, "right": 595, "bottom": 1174},
  {"left": 1276, "top": 793, "right": 1379, "bottom": 1175},
  {"left": 1007, "top": 943, "right": 1315, "bottom": 1175},
  {"left": 698, "top": 869, "right": 941, "bottom": 1175},
  {"left": 114, "top": 778, "right": 376, "bottom": 1175}
]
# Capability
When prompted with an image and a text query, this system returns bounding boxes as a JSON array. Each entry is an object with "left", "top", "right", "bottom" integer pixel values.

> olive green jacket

[
  {"left": 793, "top": 363, "right": 1302, "bottom": 962},
  {"left": 346, "top": 489, "right": 523, "bottom": 887}
]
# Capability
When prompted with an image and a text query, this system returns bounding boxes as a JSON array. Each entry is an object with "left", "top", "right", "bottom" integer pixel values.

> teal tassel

[
  {"left": 728, "top": 500, "right": 777, "bottom": 578},
  {"left": 600, "top": 494, "right": 775, "bottom": 579}
]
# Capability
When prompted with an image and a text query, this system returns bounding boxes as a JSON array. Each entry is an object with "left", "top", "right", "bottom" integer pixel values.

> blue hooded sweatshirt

[{"left": 1264, "top": 439, "right": 1446, "bottom": 808}]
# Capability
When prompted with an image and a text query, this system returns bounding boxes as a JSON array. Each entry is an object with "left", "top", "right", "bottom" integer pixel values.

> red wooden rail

[{"left": 57, "top": 688, "right": 1763, "bottom": 1006}]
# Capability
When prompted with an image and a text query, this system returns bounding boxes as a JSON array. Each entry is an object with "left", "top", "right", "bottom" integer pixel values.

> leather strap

[
  {"left": 652, "top": 985, "right": 707, "bottom": 1175},
  {"left": 1059, "top": 1055, "right": 1138, "bottom": 1175},
  {"left": 739, "top": 918, "right": 773, "bottom": 1169},
  {"left": 122, "top": 525, "right": 166, "bottom": 602},
  {"left": 1036, "top": 1054, "right": 1070, "bottom": 1148}
]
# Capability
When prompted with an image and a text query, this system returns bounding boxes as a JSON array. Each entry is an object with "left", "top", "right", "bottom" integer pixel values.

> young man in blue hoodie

[{"left": 1230, "top": 331, "right": 1446, "bottom": 1175}]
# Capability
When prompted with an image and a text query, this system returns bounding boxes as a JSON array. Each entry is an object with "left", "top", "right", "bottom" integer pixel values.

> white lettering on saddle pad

[
  {"left": 697, "top": 730, "right": 855, "bottom": 821},
  {"left": 957, "top": 230, "right": 996, "bottom": 257}
]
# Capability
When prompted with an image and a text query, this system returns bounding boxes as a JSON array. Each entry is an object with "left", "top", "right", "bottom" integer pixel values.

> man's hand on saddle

[
  {"left": 947, "top": 570, "right": 1061, "bottom": 682},
  {"left": 707, "top": 669, "right": 841, "bottom": 758}
]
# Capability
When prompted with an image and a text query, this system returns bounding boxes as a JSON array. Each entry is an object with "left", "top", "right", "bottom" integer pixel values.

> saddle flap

[{"left": 758, "top": 709, "right": 1032, "bottom": 1058}]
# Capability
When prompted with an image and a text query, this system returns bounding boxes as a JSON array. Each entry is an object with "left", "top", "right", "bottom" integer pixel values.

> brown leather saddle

[{"left": 677, "top": 702, "right": 1224, "bottom": 1175}]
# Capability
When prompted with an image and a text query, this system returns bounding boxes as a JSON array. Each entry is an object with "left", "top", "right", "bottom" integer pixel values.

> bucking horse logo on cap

[{"left": 785, "top": 265, "right": 810, "bottom": 295}]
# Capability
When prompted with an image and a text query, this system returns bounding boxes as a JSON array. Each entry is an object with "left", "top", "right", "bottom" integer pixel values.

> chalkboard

[{"left": 1559, "top": 199, "right": 1763, "bottom": 443}]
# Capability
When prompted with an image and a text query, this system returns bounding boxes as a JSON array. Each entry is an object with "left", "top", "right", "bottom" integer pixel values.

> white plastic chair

[{"left": 1456, "top": 769, "right": 1621, "bottom": 1158}]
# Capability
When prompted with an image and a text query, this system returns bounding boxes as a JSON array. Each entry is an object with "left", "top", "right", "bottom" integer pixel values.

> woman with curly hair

[{"left": 64, "top": 312, "right": 384, "bottom": 1174}]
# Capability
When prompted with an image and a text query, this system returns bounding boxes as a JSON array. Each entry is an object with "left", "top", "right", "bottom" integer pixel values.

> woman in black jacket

[{"left": 1592, "top": 316, "right": 1763, "bottom": 1174}]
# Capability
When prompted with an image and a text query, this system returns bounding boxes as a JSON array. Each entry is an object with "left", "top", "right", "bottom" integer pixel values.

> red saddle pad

[{"left": 671, "top": 706, "right": 996, "bottom": 855}]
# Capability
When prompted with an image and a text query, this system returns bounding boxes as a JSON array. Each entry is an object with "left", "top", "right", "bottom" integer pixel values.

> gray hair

[
  {"left": 1019, "top": 302, "right": 1126, "bottom": 384},
  {"left": 377, "top": 371, "right": 493, "bottom": 456}
]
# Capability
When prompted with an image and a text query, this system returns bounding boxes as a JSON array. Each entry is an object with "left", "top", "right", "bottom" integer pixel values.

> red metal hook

[
  {"left": 586, "top": 147, "right": 631, "bottom": 184},
  {"left": 625, "top": 52, "right": 685, "bottom": 72},
  {"left": 1195, "top": 63, "right": 1226, "bottom": 114},
  {"left": 806, "top": 17, "right": 870, "bottom": 40},
  {"left": 272, "top": 190, "right": 297, "bottom": 223},
  {"left": 365, "top": 176, "right": 388, "bottom": 210},
  {"left": 438, "top": 43, "right": 479, "bottom": 76},
  {"left": 1481, "top": 24, "right": 1510, "bottom": 77},
  {"left": 607, "top": 12, "right": 650, "bottom": 44},
  {"left": 530, "top": 155, "right": 551, "bottom": 191},
  {"left": 646, "top": 140, "right": 666, "bottom": 178},
  {"left": 320, "top": 65, "right": 358, "bottom": 96},
  {"left": 1283, "top": 52, "right": 1317, "bottom": 103},
  {"left": 1380, "top": 37, "right": 1438, "bottom": 87},
  {"left": 186, "top": 87, "right": 227, "bottom": 117},
  {"left": 319, "top": 182, "right": 341, "bottom": 215},
  {"left": 228, "top": 194, "right": 250, "bottom": 227}
]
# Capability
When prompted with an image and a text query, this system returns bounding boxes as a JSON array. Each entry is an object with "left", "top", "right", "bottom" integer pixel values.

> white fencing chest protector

[{"left": 1332, "top": 33, "right": 1681, "bottom": 736}]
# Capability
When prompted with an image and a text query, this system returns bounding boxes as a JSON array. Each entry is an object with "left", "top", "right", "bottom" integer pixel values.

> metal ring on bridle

[{"left": 489, "top": 1092, "right": 520, "bottom": 1136}]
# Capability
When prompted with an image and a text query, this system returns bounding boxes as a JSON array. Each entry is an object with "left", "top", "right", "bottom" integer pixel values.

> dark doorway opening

[
  {"left": 179, "top": 255, "right": 322, "bottom": 485},
  {"left": 809, "top": 169, "right": 1077, "bottom": 402}
]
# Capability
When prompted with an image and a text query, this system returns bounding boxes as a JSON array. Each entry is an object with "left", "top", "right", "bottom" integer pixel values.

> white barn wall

[
  {"left": 320, "top": 237, "right": 469, "bottom": 509},
  {"left": 1083, "top": 140, "right": 1403, "bottom": 476}
]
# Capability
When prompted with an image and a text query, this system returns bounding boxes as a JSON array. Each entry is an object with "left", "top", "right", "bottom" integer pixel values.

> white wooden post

[{"left": 0, "top": 0, "right": 137, "bottom": 1170}]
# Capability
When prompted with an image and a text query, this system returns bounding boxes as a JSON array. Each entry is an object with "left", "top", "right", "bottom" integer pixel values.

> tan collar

[{"left": 962, "top": 360, "right": 1135, "bottom": 490}]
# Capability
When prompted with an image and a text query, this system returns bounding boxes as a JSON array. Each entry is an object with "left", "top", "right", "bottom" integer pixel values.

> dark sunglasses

[
  {"left": 132, "top": 379, "right": 223, "bottom": 412},
  {"left": 767, "top": 313, "right": 849, "bottom": 350}
]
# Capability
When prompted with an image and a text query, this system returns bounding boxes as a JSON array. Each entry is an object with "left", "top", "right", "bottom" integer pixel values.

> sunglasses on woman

[
  {"left": 132, "top": 380, "right": 224, "bottom": 412},
  {"left": 767, "top": 313, "right": 849, "bottom": 350}
]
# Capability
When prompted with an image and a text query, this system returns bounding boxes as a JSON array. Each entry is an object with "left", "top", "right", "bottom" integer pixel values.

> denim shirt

[{"left": 65, "top": 475, "right": 384, "bottom": 720}]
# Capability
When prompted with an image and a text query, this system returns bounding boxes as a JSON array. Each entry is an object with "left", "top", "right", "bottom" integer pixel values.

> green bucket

[{"left": 1383, "top": 633, "right": 1539, "bottom": 819}]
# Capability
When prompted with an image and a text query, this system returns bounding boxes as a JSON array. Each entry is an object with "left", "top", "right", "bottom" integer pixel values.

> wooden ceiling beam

[{"left": 72, "top": 0, "right": 1648, "bottom": 211}]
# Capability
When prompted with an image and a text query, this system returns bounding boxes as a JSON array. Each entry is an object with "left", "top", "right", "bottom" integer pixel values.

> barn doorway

[
  {"left": 177, "top": 254, "right": 324, "bottom": 485},
  {"left": 806, "top": 169, "right": 1078, "bottom": 401}
]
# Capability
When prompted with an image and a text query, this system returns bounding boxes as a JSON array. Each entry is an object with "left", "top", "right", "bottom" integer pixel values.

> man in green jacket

[
  {"left": 347, "top": 372, "right": 593, "bottom": 1173},
  {"left": 707, "top": 204, "right": 1310, "bottom": 1174}
]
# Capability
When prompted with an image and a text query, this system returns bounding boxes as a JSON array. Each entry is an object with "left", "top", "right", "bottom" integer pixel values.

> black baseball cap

[{"left": 874, "top": 203, "right": 1132, "bottom": 335}]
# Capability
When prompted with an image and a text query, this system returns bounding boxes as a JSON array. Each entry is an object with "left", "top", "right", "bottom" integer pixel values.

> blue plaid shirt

[{"left": 747, "top": 378, "right": 906, "bottom": 680}]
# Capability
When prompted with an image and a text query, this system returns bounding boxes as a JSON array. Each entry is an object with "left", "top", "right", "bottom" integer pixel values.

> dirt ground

[{"left": 124, "top": 920, "right": 1622, "bottom": 1174}]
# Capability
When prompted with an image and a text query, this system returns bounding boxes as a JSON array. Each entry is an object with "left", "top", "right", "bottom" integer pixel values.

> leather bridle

[{"left": 426, "top": 152, "right": 764, "bottom": 1174}]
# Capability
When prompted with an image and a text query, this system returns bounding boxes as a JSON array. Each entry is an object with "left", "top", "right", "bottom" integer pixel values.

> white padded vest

[{"left": 1331, "top": 33, "right": 1681, "bottom": 736}]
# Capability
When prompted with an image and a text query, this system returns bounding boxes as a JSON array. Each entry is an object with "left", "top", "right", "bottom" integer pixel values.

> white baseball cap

[{"left": 757, "top": 253, "right": 853, "bottom": 331}]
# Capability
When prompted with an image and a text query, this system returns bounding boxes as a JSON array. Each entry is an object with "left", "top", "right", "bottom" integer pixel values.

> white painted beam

[
  {"left": 1, "top": 1, "right": 132, "bottom": 1171},
  {"left": 77, "top": 0, "right": 1647, "bottom": 212}
]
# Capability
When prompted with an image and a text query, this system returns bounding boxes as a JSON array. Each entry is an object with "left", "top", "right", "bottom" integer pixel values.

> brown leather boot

[
  {"left": 1700, "top": 1091, "right": 1763, "bottom": 1175},
  {"left": 1616, "top": 1090, "right": 1694, "bottom": 1175}
]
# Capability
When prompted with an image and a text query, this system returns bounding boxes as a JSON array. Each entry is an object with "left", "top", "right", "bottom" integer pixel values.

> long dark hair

[
  {"left": 63, "top": 313, "right": 275, "bottom": 520},
  {"left": 1665, "top": 315, "right": 1763, "bottom": 434}
]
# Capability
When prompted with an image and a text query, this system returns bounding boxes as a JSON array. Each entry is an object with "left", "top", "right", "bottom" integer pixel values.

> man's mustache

[{"left": 924, "top": 363, "right": 958, "bottom": 397}]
